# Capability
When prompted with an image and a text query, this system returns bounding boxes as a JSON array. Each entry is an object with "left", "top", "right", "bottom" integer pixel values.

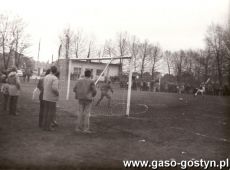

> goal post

[
  {"left": 65, "top": 56, "right": 133, "bottom": 116},
  {"left": 126, "top": 55, "right": 133, "bottom": 116},
  {"left": 66, "top": 59, "right": 72, "bottom": 100}
]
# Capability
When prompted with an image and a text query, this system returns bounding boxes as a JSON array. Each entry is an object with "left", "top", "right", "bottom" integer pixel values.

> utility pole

[
  {"left": 229, "top": 0, "right": 230, "bottom": 31},
  {"left": 37, "top": 40, "right": 41, "bottom": 75},
  {"left": 37, "top": 40, "right": 40, "bottom": 62},
  {"left": 57, "top": 44, "right": 62, "bottom": 67},
  {"left": 66, "top": 34, "right": 70, "bottom": 80},
  {"left": 228, "top": 0, "right": 230, "bottom": 31}
]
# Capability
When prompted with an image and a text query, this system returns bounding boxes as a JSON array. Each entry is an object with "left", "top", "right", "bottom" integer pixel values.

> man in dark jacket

[{"left": 73, "top": 70, "right": 97, "bottom": 133}]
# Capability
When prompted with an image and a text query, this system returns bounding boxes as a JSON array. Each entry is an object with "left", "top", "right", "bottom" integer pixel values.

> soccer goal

[{"left": 65, "top": 56, "right": 134, "bottom": 116}]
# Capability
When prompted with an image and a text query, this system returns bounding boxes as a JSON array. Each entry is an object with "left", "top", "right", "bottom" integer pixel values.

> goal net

[{"left": 58, "top": 56, "right": 145, "bottom": 117}]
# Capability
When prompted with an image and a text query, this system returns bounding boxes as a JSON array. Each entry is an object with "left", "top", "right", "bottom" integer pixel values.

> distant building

[
  {"left": 58, "top": 59, "right": 120, "bottom": 81},
  {"left": 34, "top": 61, "right": 50, "bottom": 76}
]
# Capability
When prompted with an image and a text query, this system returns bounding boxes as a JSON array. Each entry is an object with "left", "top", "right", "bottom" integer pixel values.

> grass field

[{"left": 0, "top": 81, "right": 230, "bottom": 170}]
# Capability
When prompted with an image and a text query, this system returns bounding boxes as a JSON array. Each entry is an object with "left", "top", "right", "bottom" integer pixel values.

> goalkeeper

[{"left": 95, "top": 77, "right": 113, "bottom": 108}]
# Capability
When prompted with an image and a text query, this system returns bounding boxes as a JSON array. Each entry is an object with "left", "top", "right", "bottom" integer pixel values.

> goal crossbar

[{"left": 69, "top": 56, "right": 131, "bottom": 61}]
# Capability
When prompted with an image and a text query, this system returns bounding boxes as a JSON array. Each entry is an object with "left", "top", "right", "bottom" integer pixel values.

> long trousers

[
  {"left": 3, "top": 94, "right": 9, "bottom": 111},
  {"left": 9, "top": 96, "right": 18, "bottom": 115},
  {"left": 42, "top": 100, "right": 56, "bottom": 130},
  {"left": 39, "top": 100, "right": 45, "bottom": 128}
]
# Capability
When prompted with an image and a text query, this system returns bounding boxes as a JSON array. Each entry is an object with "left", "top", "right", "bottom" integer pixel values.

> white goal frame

[{"left": 65, "top": 56, "right": 133, "bottom": 116}]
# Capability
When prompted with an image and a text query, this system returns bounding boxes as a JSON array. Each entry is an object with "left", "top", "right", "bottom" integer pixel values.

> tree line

[
  {"left": 1, "top": 12, "right": 229, "bottom": 91},
  {"left": 59, "top": 24, "right": 230, "bottom": 91}
]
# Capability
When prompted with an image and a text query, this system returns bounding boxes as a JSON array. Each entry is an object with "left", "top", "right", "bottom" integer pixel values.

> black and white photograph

[{"left": 0, "top": 0, "right": 229, "bottom": 169}]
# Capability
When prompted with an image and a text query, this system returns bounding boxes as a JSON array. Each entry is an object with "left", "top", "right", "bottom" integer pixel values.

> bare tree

[
  {"left": 0, "top": 14, "right": 11, "bottom": 69},
  {"left": 172, "top": 50, "right": 186, "bottom": 83},
  {"left": 163, "top": 50, "right": 173, "bottom": 75},
  {"left": 11, "top": 16, "right": 30, "bottom": 67},
  {"left": 86, "top": 40, "right": 93, "bottom": 59},
  {"left": 73, "top": 29, "right": 86, "bottom": 58},
  {"left": 104, "top": 39, "right": 116, "bottom": 58},
  {"left": 99, "top": 45, "right": 106, "bottom": 58},
  {"left": 184, "top": 50, "right": 196, "bottom": 74},
  {"left": 196, "top": 49, "right": 211, "bottom": 82},
  {"left": 205, "top": 24, "right": 225, "bottom": 87},
  {"left": 139, "top": 40, "right": 150, "bottom": 78},
  {"left": 222, "top": 28, "right": 230, "bottom": 85},
  {"left": 128, "top": 35, "right": 139, "bottom": 72},
  {"left": 148, "top": 43, "right": 162, "bottom": 80},
  {"left": 0, "top": 14, "right": 30, "bottom": 69},
  {"left": 203, "top": 49, "right": 211, "bottom": 81},
  {"left": 117, "top": 32, "right": 129, "bottom": 74},
  {"left": 59, "top": 27, "right": 75, "bottom": 79}
]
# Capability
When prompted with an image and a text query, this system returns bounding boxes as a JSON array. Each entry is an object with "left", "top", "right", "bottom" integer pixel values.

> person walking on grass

[
  {"left": 42, "top": 66, "right": 59, "bottom": 131},
  {"left": 7, "top": 67, "right": 21, "bottom": 116},
  {"left": 95, "top": 77, "right": 113, "bottom": 108},
  {"left": 73, "top": 70, "right": 97, "bottom": 133}
]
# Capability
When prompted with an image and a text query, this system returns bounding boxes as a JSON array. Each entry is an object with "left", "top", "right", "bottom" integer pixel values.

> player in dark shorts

[{"left": 95, "top": 78, "right": 113, "bottom": 108}]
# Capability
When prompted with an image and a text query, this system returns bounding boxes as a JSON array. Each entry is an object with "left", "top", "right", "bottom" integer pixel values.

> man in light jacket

[
  {"left": 42, "top": 66, "right": 59, "bottom": 131},
  {"left": 7, "top": 67, "right": 21, "bottom": 115},
  {"left": 73, "top": 70, "right": 97, "bottom": 133},
  {"left": 37, "top": 69, "right": 50, "bottom": 128}
]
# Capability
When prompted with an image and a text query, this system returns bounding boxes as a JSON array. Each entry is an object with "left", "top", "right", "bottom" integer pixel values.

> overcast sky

[{"left": 0, "top": 0, "right": 229, "bottom": 62}]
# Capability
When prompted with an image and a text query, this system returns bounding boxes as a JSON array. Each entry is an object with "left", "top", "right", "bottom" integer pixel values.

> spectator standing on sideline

[
  {"left": 22, "top": 70, "right": 26, "bottom": 82},
  {"left": 26, "top": 68, "right": 33, "bottom": 82},
  {"left": 42, "top": 66, "right": 59, "bottom": 131},
  {"left": 52, "top": 71, "right": 60, "bottom": 127},
  {"left": 37, "top": 69, "right": 50, "bottom": 128},
  {"left": 0, "top": 72, "right": 9, "bottom": 111},
  {"left": 73, "top": 70, "right": 97, "bottom": 133},
  {"left": 7, "top": 67, "right": 21, "bottom": 116}
]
